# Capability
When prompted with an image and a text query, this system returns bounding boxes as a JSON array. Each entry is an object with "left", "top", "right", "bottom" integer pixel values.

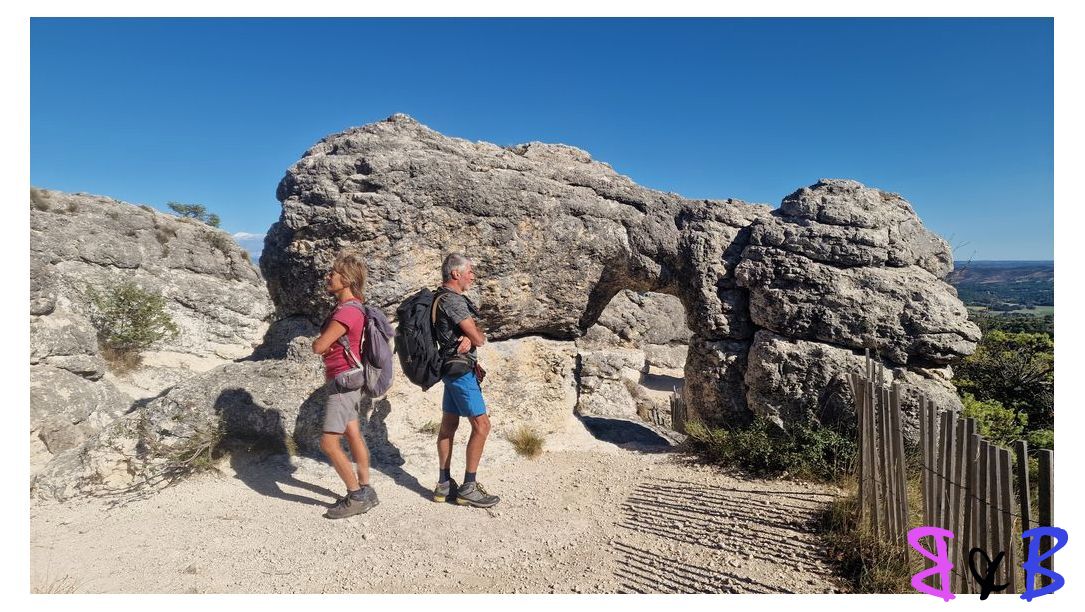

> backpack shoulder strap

[
  {"left": 431, "top": 288, "right": 450, "bottom": 326},
  {"left": 333, "top": 300, "right": 366, "bottom": 367}
]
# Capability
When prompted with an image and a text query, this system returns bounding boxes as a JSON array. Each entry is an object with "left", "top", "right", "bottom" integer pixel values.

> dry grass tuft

[
  {"left": 418, "top": 420, "right": 441, "bottom": 435},
  {"left": 508, "top": 424, "right": 545, "bottom": 458},
  {"left": 100, "top": 346, "right": 143, "bottom": 375}
]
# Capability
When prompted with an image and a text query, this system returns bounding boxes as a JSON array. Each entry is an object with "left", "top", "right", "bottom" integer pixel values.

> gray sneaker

[
  {"left": 325, "top": 486, "right": 379, "bottom": 519},
  {"left": 455, "top": 481, "right": 500, "bottom": 508},
  {"left": 433, "top": 478, "right": 459, "bottom": 503}
]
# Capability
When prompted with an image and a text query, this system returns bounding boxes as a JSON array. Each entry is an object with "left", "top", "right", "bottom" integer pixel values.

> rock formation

[
  {"left": 31, "top": 114, "right": 981, "bottom": 500},
  {"left": 29, "top": 189, "right": 273, "bottom": 478},
  {"left": 263, "top": 114, "right": 978, "bottom": 432}
]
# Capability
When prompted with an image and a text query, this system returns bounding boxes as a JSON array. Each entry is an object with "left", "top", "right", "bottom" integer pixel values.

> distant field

[{"left": 968, "top": 305, "right": 1054, "bottom": 317}]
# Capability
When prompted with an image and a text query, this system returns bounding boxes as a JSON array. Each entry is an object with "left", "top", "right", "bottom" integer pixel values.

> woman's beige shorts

[{"left": 323, "top": 380, "right": 363, "bottom": 434}]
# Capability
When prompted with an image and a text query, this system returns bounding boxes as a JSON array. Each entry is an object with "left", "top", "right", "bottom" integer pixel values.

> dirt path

[{"left": 30, "top": 426, "right": 844, "bottom": 594}]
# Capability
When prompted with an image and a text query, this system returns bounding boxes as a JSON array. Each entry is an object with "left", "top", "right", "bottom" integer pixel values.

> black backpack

[{"left": 395, "top": 287, "right": 452, "bottom": 391}]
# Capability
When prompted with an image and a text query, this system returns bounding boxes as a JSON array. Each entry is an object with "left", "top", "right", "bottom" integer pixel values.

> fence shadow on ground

[{"left": 613, "top": 478, "right": 833, "bottom": 593}]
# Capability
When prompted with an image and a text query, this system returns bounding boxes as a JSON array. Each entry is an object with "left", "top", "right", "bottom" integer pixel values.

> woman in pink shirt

[{"left": 311, "top": 251, "right": 378, "bottom": 519}]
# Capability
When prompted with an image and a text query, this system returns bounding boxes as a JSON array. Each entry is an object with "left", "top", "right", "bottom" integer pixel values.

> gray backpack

[{"left": 333, "top": 301, "right": 395, "bottom": 397}]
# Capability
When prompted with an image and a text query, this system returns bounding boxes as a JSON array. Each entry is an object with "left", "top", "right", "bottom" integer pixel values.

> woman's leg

[
  {"left": 320, "top": 432, "right": 360, "bottom": 491},
  {"left": 343, "top": 419, "right": 371, "bottom": 486}
]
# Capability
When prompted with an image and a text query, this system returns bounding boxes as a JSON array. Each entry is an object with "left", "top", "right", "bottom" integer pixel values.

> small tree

[
  {"left": 167, "top": 201, "right": 221, "bottom": 227},
  {"left": 87, "top": 282, "right": 180, "bottom": 354}
]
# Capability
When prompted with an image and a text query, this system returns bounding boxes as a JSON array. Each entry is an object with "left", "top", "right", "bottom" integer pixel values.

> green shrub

[
  {"left": 1027, "top": 428, "right": 1054, "bottom": 450},
  {"left": 955, "top": 330, "right": 1053, "bottom": 429},
  {"left": 87, "top": 282, "right": 179, "bottom": 354},
  {"left": 168, "top": 201, "right": 221, "bottom": 227},
  {"left": 960, "top": 392, "right": 1026, "bottom": 448},
  {"left": 684, "top": 416, "right": 857, "bottom": 481}
]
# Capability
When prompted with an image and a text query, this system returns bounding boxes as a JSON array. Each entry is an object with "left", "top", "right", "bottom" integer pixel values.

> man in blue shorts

[{"left": 431, "top": 253, "right": 500, "bottom": 508}]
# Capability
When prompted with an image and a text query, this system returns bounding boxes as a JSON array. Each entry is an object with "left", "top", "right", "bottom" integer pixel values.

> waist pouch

[
  {"left": 334, "top": 367, "right": 369, "bottom": 392},
  {"left": 440, "top": 355, "right": 473, "bottom": 379}
]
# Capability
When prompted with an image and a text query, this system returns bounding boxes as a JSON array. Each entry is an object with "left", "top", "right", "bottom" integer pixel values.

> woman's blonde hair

[{"left": 332, "top": 250, "right": 367, "bottom": 301}]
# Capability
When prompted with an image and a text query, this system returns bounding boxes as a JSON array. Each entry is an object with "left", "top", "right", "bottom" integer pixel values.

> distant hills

[{"left": 947, "top": 260, "right": 1053, "bottom": 310}]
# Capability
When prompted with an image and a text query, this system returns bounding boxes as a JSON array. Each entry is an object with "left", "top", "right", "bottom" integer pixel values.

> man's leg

[
  {"left": 437, "top": 411, "right": 460, "bottom": 477},
  {"left": 343, "top": 419, "right": 371, "bottom": 487},
  {"left": 465, "top": 413, "right": 491, "bottom": 475},
  {"left": 320, "top": 432, "right": 360, "bottom": 491}
]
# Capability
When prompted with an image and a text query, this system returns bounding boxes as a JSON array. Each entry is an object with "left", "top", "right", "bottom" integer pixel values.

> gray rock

[
  {"left": 29, "top": 365, "right": 130, "bottom": 457},
  {"left": 682, "top": 338, "right": 750, "bottom": 425},
  {"left": 29, "top": 189, "right": 273, "bottom": 356},
  {"left": 744, "top": 330, "right": 961, "bottom": 442},
  {"left": 769, "top": 179, "right": 954, "bottom": 276},
  {"left": 29, "top": 310, "right": 105, "bottom": 379},
  {"left": 735, "top": 246, "right": 980, "bottom": 365}
]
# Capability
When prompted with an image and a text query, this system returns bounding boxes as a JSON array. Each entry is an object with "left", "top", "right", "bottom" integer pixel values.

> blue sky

[{"left": 30, "top": 18, "right": 1053, "bottom": 261}]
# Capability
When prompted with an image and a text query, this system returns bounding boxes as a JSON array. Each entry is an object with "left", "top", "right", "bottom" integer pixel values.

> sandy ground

[{"left": 30, "top": 420, "right": 845, "bottom": 594}]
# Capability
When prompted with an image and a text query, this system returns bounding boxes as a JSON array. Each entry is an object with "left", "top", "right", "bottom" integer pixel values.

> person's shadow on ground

[
  {"left": 215, "top": 389, "right": 341, "bottom": 507},
  {"left": 219, "top": 387, "right": 429, "bottom": 507},
  {"left": 357, "top": 396, "right": 430, "bottom": 500}
]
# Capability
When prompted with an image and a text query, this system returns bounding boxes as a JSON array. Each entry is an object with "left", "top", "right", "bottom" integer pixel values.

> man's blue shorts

[{"left": 442, "top": 370, "right": 487, "bottom": 417}]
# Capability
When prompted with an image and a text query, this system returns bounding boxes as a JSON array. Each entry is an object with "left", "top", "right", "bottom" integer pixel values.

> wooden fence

[
  {"left": 849, "top": 350, "right": 1055, "bottom": 594},
  {"left": 646, "top": 386, "right": 688, "bottom": 433}
]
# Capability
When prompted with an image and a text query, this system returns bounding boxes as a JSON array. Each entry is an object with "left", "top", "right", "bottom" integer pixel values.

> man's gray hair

[{"left": 442, "top": 252, "right": 473, "bottom": 282}]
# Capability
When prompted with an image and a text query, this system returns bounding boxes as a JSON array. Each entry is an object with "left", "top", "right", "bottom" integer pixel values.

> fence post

[
  {"left": 851, "top": 374, "right": 865, "bottom": 524},
  {"left": 978, "top": 439, "right": 990, "bottom": 583},
  {"left": 961, "top": 420, "right": 978, "bottom": 595},
  {"left": 889, "top": 383, "right": 909, "bottom": 558},
  {"left": 1038, "top": 450, "right": 1054, "bottom": 587},
  {"left": 1014, "top": 440, "right": 1031, "bottom": 592},
  {"left": 999, "top": 447, "right": 1016, "bottom": 593},
  {"left": 987, "top": 443, "right": 1000, "bottom": 580},
  {"left": 950, "top": 417, "right": 966, "bottom": 592}
]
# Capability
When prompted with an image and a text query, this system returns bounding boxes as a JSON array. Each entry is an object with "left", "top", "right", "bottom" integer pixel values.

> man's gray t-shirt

[{"left": 434, "top": 288, "right": 479, "bottom": 367}]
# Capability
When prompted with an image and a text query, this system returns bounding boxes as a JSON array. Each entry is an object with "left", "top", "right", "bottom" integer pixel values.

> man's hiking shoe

[
  {"left": 433, "top": 478, "right": 459, "bottom": 503},
  {"left": 455, "top": 481, "right": 500, "bottom": 508},
  {"left": 324, "top": 486, "right": 379, "bottom": 519}
]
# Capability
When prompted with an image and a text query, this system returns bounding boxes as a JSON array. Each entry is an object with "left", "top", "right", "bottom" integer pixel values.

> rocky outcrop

[
  {"left": 31, "top": 190, "right": 273, "bottom": 358},
  {"left": 32, "top": 318, "right": 584, "bottom": 500},
  {"left": 262, "top": 115, "right": 978, "bottom": 432},
  {"left": 32, "top": 116, "right": 982, "bottom": 499},
  {"left": 29, "top": 189, "right": 274, "bottom": 481}
]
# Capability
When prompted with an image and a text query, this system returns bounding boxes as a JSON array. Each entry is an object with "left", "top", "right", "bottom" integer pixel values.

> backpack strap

[
  {"left": 333, "top": 300, "right": 366, "bottom": 368},
  {"left": 431, "top": 288, "right": 450, "bottom": 326}
]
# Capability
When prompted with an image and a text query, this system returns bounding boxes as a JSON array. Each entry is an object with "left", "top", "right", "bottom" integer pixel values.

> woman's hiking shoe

[
  {"left": 324, "top": 486, "right": 379, "bottom": 519},
  {"left": 433, "top": 478, "right": 459, "bottom": 503},
  {"left": 455, "top": 481, "right": 500, "bottom": 508}
]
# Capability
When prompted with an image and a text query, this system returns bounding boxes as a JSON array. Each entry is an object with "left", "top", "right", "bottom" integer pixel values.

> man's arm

[{"left": 458, "top": 317, "right": 486, "bottom": 348}]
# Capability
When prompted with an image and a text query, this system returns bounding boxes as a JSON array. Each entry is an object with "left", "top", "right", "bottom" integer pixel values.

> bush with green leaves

[
  {"left": 954, "top": 330, "right": 1053, "bottom": 429},
  {"left": 87, "top": 282, "right": 180, "bottom": 353},
  {"left": 167, "top": 201, "right": 221, "bottom": 227},
  {"left": 684, "top": 416, "right": 857, "bottom": 481},
  {"left": 960, "top": 392, "right": 1026, "bottom": 448}
]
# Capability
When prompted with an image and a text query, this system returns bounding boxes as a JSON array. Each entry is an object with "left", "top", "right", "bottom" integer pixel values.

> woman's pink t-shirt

[{"left": 322, "top": 301, "right": 366, "bottom": 381}]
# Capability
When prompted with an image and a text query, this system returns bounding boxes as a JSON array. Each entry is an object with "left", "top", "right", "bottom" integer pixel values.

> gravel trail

[{"left": 30, "top": 425, "right": 843, "bottom": 594}]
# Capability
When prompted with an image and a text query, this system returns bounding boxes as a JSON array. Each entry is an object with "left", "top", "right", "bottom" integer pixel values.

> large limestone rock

[
  {"left": 33, "top": 117, "right": 984, "bottom": 501},
  {"left": 31, "top": 318, "right": 585, "bottom": 501},
  {"left": 30, "top": 189, "right": 273, "bottom": 359},
  {"left": 29, "top": 189, "right": 275, "bottom": 488},
  {"left": 260, "top": 115, "right": 977, "bottom": 431},
  {"left": 744, "top": 330, "right": 961, "bottom": 443}
]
